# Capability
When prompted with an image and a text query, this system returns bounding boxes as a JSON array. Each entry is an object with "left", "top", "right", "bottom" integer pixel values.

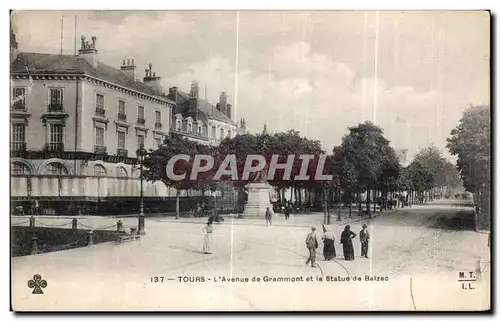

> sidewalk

[{"left": 11, "top": 205, "right": 413, "bottom": 231}]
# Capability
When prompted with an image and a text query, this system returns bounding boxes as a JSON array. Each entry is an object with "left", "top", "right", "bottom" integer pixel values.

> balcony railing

[
  {"left": 48, "top": 104, "right": 64, "bottom": 112},
  {"left": 116, "top": 148, "right": 128, "bottom": 157},
  {"left": 118, "top": 113, "right": 127, "bottom": 121},
  {"left": 94, "top": 145, "right": 107, "bottom": 155},
  {"left": 45, "top": 142, "right": 64, "bottom": 151},
  {"left": 11, "top": 142, "right": 26, "bottom": 151},
  {"left": 95, "top": 108, "right": 106, "bottom": 116},
  {"left": 155, "top": 122, "right": 162, "bottom": 129},
  {"left": 137, "top": 118, "right": 145, "bottom": 125},
  {"left": 11, "top": 101, "right": 26, "bottom": 111}
]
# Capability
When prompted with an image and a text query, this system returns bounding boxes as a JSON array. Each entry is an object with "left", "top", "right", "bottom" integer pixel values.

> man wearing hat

[
  {"left": 360, "top": 224, "right": 370, "bottom": 258},
  {"left": 305, "top": 227, "right": 319, "bottom": 267}
]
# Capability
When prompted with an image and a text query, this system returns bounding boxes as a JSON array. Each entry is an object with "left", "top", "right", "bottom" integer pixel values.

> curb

[
  {"left": 156, "top": 208, "right": 398, "bottom": 228},
  {"left": 11, "top": 215, "right": 91, "bottom": 220}
]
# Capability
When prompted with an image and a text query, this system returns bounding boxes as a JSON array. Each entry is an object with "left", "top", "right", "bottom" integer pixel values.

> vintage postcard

[{"left": 10, "top": 10, "right": 491, "bottom": 311}]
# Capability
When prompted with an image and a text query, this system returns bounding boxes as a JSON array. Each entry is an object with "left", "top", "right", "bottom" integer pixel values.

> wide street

[{"left": 11, "top": 201, "right": 490, "bottom": 311}]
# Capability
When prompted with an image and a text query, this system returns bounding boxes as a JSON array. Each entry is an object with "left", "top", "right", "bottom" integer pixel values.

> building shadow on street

[
  {"left": 431, "top": 211, "right": 476, "bottom": 231},
  {"left": 166, "top": 245, "right": 206, "bottom": 254},
  {"left": 369, "top": 207, "right": 476, "bottom": 230}
]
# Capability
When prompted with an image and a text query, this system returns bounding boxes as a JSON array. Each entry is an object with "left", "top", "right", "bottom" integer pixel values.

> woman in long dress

[
  {"left": 340, "top": 225, "right": 356, "bottom": 261},
  {"left": 202, "top": 221, "right": 215, "bottom": 254},
  {"left": 322, "top": 230, "right": 336, "bottom": 260}
]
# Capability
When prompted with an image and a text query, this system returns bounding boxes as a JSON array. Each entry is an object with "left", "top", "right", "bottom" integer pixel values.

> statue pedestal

[{"left": 243, "top": 182, "right": 273, "bottom": 216}]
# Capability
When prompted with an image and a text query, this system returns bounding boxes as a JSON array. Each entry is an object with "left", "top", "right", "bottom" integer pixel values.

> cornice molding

[{"left": 11, "top": 73, "right": 176, "bottom": 109}]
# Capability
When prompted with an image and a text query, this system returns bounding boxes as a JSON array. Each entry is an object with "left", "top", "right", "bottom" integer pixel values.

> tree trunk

[
  {"left": 298, "top": 188, "right": 303, "bottom": 206},
  {"left": 366, "top": 190, "right": 371, "bottom": 217},
  {"left": 201, "top": 188, "right": 206, "bottom": 210},
  {"left": 337, "top": 188, "right": 342, "bottom": 221},
  {"left": 175, "top": 189, "right": 180, "bottom": 219},
  {"left": 348, "top": 191, "right": 352, "bottom": 218},
  {"left": 357, "top": 192, "right": 362, "bottom": 215}
]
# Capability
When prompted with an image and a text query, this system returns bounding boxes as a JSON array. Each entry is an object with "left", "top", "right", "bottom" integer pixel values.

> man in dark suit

[
  {"left": 305, "top": 227, "right": 319, "bottom": 267},
  {"left": 360, "top": 224, "right": 370, "bottom": 258}
]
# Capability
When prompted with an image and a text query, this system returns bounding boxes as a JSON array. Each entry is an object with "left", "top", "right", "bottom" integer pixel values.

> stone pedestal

[{"left": 243, "top": 182, "right": 273, "bottom": 216}]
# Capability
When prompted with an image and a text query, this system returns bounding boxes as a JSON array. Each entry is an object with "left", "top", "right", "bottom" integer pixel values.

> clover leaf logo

[{"left": 27, "top": 274, "right": 47, "bottom": 294}]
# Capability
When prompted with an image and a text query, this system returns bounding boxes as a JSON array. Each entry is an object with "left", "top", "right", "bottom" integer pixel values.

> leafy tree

[
  {"left": 446, "top": 105, "right": 491, "bottom": 192},
  {"left": 408, "top": 146, "right": 448, "bottom": 201},
  {"left": 446, "top": 105, "right": 491, "bottom": 230},
  {"left": 142, "top": 133, "right": 216, "bottom": 219},
  {"left": 333, "top": 122, "right": 395, "bottom": 215},
  {"left": 376, "top": 145, "right": 401, "bottom": 208},
  {"left": 216, "top": 130, "right": 327, "bottom": 208}
]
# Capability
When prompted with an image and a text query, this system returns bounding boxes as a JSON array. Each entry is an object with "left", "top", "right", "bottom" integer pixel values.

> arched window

[
  {"left": 116, "top": 166, "right": 127, "bottom": 178},
  {"left": 93, "top": 164, "right": 106, "bottom": 176},
  {"left": 44, "top": 162, "right": 68, "bottom": 175},
  {"left": 198, "top": 126, "right": 202, "bottom": 135},
  {"left": 11, "top": 162, "right": 30, "bottom": 175},
  {"left": 220, "top": 128, "right": 224, "bottom": 139},
  {"left": 176, "top": 120, "right": 181, "bottom": 131}
]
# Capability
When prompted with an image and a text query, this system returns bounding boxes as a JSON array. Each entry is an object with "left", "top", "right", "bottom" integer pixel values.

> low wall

[
  {"left": 11, "top": 195, "right": 237, "bottom": 216},
  {"left": 11, "top": 226, "right": 127, "bottom": 257}
]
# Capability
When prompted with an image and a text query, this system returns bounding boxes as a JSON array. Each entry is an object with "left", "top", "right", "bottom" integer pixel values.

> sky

[{"left": 11, "top": 10, "right": 490, "bottom": 160}]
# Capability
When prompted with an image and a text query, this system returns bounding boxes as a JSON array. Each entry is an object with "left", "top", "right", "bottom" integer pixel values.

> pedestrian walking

[
  {"left": 340, "top": 225, "right": 356, "bottom": 261},
  {"left": 360, "top": 224, "right": 370, "bottom": 258},
  {"left": 202, "top": 221, "right": 215, "bottom": 254},
  {"left": 265, "top": 207, "right": 273, "bottom": 226},
  {"left": 322, "top": 225, "right": 336, "bottom": 260},
  {"left": 305, "top": 227, "right": 319, "bottom": 267},
  {"left": 284, "top": 203, "right": 291, "bottom": 220}
]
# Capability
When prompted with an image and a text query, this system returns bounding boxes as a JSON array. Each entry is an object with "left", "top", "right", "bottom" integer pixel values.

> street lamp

[{"left": 136, "top": 144, "right": 147, "bottom": 235}]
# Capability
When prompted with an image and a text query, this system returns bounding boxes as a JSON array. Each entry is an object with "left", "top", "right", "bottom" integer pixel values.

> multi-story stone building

[
  {"left": 10, "top": 31, "right": 177, "bottom": 215},
  {"left": 167, "top": 81, "right": 246, "bottom": 145},
  {"left": 165, "top": 81, "right": 247, "bottom": 211}
]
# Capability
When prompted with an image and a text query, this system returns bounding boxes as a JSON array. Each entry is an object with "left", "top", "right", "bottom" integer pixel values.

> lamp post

[{"left": 136, "top": 144, "right": 147, "bottom": 235}]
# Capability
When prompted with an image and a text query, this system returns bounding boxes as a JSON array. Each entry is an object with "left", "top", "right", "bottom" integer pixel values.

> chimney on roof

[
  {"left": 226, "top": 103, "right": 232, "bottom": 119},
  {"left": 189, "top": 81, "right": 199, "bottom": 99},
  {"left": 78, "top": 35, "right": 99, "bottom": 68},
  {"left": 168, "top": 86, "right": 178, "bottom": 102},
  {"left": 120, "top": 58, "right": 136, "bottom": 79},
  {"left": 143, "top": 62, "right": 163, "bottom": 95},
  {"left": 219, "top": 91, "right": 228, "bottom": 114},
  {"left": 10, "top": 26, "right": 18, "bottom": 63}
]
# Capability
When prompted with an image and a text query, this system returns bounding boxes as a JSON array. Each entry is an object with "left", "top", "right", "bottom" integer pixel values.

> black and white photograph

[{"left": 9, "top": 9, "right": 491, "bottom": 311}]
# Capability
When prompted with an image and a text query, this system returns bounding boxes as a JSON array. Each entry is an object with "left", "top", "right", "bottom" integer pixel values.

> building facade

[
  {"left": 10, "top": 32, "right": 179, "bottom": 215},
  {"left": 165, "top": 81, "right": 248, "bottom": 211},
  {"left": 167, "top": 81, "right": 247, "bottom": 145}
]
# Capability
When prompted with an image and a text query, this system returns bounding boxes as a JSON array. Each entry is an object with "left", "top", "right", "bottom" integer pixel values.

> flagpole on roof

[
  {"left": 60, "top": 13, "right": 64, "bottom": 55},
  {"left": 74, "top": 14, "right": 77, "bottom": 55}
]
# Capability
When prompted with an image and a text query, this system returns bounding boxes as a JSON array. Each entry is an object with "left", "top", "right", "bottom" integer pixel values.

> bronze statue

[{"left": 253, "top": 162, "right": 269, "bottom": 182}]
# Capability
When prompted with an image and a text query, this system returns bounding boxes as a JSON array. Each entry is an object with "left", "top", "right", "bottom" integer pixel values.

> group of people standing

[{"left": 304, "top": 224, "right": 370, "bottom": 267}]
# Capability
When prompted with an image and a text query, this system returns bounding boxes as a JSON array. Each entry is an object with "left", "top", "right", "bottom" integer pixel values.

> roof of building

[
  {"left": 11, "top": 52, "right": 173, "bottom": 104},
  {"left": 176, "top": 91, "right": 234, "bottom": 125}
]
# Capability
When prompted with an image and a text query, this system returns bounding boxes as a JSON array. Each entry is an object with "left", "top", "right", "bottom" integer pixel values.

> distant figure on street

[
  {"left": 265, "top": 207, "right": 273, "bottom": 226},
  {"left": 305, "top": 227, "right": 319, "bottom": 267},
  {"left": 284, "top": 203, "right": 292, "bottom": 220},
  {"left": 360, "top": 224, "right": 370, "bottom": 258},
  {"left": 202, "top": 221, "right": 215, "bottom": 254},
  {"left": 322, "top": 225, "right": 336, "bottom": 260},
  {"left": 340, "top": 225, "right": 356, "bottom": 261}
]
